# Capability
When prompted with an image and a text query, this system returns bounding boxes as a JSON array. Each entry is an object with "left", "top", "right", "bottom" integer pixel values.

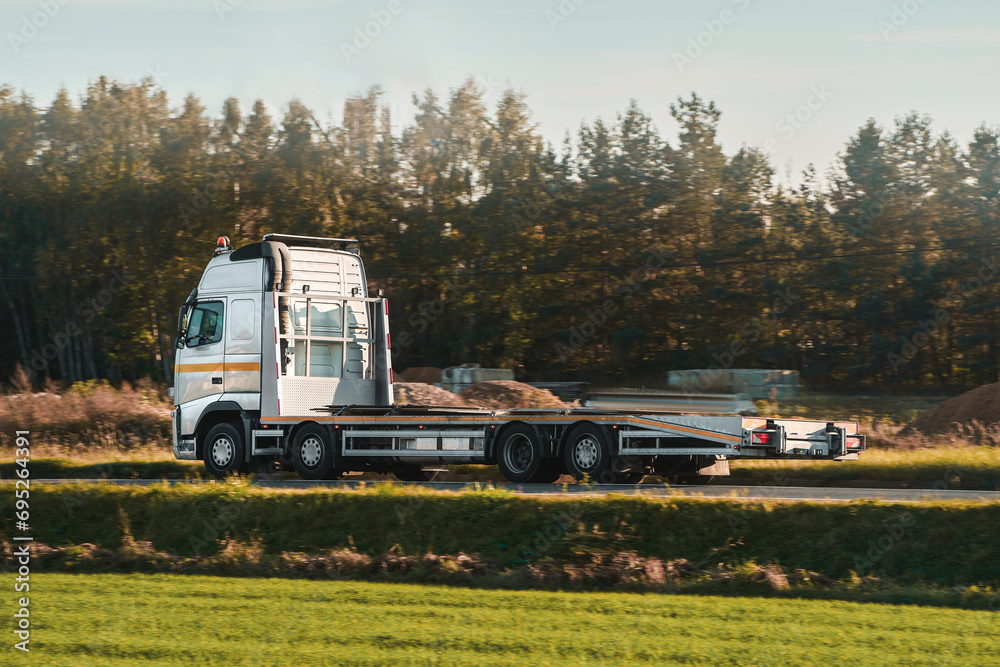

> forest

[{"left": 1, "top": 76, "right": 998, "bottom": 389}]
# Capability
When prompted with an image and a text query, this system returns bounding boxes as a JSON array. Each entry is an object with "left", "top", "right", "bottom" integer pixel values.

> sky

[{"left": 3, "top": 0, "right": 999, "bottom": 185}]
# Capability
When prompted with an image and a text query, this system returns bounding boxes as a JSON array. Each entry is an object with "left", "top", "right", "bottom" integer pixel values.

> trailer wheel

[
  {"left": 496, "top": 424, "right": 545, "bottom": 483},
  {"left": 291, "top": 425, "right": 339, "bottom": 480},
  {"left": 203, "top": 423, "right": 245, "bottom": 477},
  {"left": 563, "top": 424, "right": 614, "bottom": 483}
]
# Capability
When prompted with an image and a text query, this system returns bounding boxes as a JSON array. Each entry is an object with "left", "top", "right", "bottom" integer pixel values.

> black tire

[
  {"left": 563, "top": 423, "right": 615, "bottom": 483},
  {"left": 393, "top": 468, "right": 439, "bottom": 482},
  {"left": 203, "top": 423, "right": 245, "bottom": 477},
  {"left": 495, "top": 424, "right": 545, "bottom": 483},
  {"left": 528, "top": 459, "right": 564, "bottom": 484},
  {"left": 291, "top": 424, "right": 338, "bottom": 480}
]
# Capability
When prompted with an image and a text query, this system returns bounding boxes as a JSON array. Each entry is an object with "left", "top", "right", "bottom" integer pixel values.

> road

[{"left": 21, "top": 479, "right": 1000, "bottom": 502}]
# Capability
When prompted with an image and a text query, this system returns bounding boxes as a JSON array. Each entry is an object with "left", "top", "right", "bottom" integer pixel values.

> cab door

[
  {"left": 225, "top": 296, "right": 261, "bottom": 393},
  {"left": 175, "top": 299, "right": 227, "bottom": 405}
]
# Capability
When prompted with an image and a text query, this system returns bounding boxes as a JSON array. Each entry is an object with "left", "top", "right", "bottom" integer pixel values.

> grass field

[
  {"left": 5, "top": 444, "right": 1000, "bottom": 490},
  {"left": 8, "top": 574, "right": 998, "bottom": 665}
]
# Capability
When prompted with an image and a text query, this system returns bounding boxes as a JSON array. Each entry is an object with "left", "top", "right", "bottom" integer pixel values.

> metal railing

[{"left": 278, "top": 293, "right": 380, "bottom": 378}]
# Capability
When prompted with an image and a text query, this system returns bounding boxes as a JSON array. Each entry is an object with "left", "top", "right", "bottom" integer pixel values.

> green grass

[
  {"left": 729, "top": 446, "right": 1000, "bottom": 489},
  {"left": 8, "top": 574, "right": 999, "bottom": 665},
  {"left": 5, "top": 483, "right": 1000, "bottom": 588},
  {"left": 0, "top": 456, "right": 200, "bottom": 481}
]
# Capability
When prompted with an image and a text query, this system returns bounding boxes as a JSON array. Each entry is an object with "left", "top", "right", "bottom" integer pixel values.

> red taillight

[
  {"left": 846, "top": 436, "right": 864, "bottom": 449},
  {"left": 751, "top": 431, "right": 771, "bottom": 445}
]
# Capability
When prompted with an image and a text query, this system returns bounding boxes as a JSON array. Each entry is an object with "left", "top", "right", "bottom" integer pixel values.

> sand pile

[
  {"left": 393, "top": 383, "right": 471, "bottom": 408},
  {"left": 900, "top": 382, "right": 1000, "bottom": 436},
  {"left": 393, "top": 380, "right": 569, "bottom": 410},
  {"left": 460, "top": 381, "right": 568, "bottom": 410}
]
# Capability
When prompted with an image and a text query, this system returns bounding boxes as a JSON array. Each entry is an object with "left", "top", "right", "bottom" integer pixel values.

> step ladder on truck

[{"left": 170, "top": 234, "right": 865, "bottom": 484}]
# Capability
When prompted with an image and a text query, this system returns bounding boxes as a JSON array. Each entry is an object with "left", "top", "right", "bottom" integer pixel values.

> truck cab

[{"left": 172, "top": 234, "right": 392, "bottom": 476}]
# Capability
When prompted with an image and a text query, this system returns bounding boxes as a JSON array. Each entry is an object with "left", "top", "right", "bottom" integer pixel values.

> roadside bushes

[{"left": 4, "top": 483, "right": 999, "bottom": 590}]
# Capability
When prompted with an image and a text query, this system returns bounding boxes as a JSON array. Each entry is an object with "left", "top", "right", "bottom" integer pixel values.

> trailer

[{"left": 171, "top": 234, "right": 865, "bottom": 483}]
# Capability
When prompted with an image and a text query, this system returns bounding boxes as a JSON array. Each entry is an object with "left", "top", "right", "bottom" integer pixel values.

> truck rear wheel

[
  {"left": 496, "top": 424, "right": 545, "bottom": 483},
  {"left": 564, "top": 424, "right": 615, "bottom": 483},
  {"left": 203, "top": 423, "right": 245, "bottom": 478},
  {"left": 291, "top": 425, "right": 340, "bottom": 480}
]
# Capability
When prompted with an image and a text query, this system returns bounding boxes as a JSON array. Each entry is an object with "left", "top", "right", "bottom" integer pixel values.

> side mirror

[{"left": 176, "top": 306, "right": 189, "bottom": 349}]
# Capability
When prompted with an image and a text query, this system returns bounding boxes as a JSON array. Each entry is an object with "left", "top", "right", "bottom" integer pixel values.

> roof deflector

[{"left": 262, "top": 234, "right": 360, "bottom": 253}]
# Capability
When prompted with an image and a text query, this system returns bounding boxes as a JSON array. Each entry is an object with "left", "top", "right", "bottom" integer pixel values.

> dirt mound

[
  {"left": 460, "top": 381, "right": 568, "bottom": 410},
  {"left": 393, "top": 383, "right": 470, "bottom": 408},
  {"left": 900, "top": 382, "right": 1000, "bottom": 436},
  {"left": 392, "top": 380, "right": 568, "bottom": 410}
]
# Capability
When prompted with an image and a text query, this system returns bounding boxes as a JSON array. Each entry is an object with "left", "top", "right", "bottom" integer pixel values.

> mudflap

[
  {"left": 698, "top": 456, "right": 730, "bottom": 477},
  {"left": 654, "top": 454, "right": 730, "bottom": 478}
]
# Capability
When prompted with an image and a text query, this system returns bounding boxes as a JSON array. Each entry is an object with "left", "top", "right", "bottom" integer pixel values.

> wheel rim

[
  {"left": 502, "top": 434, "right": 534, "bottom": 475},
  {"left": 573, "top": 436, "right": 600, "bottom": 471},
  {"left": 210, "top": 436, "right": 234, "bottom": 468},
  {"left": 300, "top": 436, "right": 323, "bottom": 469}
]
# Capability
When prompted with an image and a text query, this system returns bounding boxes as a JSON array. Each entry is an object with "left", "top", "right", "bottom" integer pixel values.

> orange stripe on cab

[{"left": 175, "top": 363, "right": 224, "bottom": 373}]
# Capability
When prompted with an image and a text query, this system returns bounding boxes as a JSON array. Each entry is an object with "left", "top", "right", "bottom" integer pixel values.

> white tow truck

[{"left": 171, "top": 234, "right": 865, "bottom": 483}]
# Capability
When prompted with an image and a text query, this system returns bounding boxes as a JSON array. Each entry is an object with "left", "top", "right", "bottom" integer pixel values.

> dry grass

[{"left": 0, "top": 374, "right": 171, "bottom": 451}]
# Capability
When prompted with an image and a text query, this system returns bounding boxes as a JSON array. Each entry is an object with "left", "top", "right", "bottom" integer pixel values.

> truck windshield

[{"left": 185, "top": 301, "right": 225, "bottom": 347}]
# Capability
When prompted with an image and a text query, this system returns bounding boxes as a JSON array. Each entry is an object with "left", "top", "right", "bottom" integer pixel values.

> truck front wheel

[
  {"left": 203, "top": 423, "right": 245, "bottom": 478},
  {"left": 292, "top": 425, "right": 340, "bottom": 480}
]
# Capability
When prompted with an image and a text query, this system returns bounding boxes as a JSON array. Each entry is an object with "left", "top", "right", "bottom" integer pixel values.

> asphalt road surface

[{"left": 21, "top": 479, "right": 1000, "bottom": 502}]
